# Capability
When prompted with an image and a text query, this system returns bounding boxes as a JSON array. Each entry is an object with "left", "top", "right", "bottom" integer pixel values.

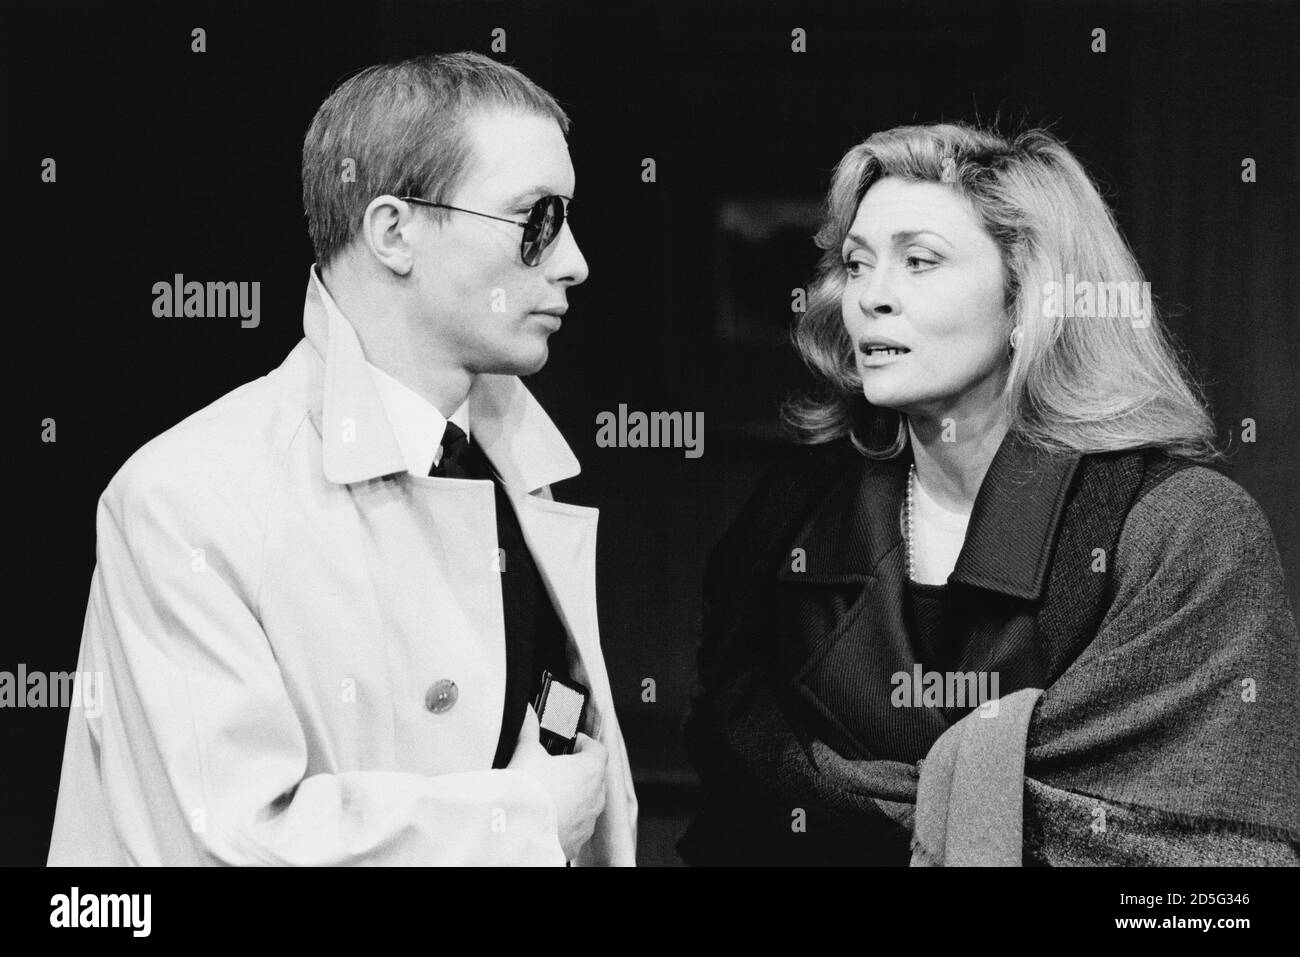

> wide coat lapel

[
  {"left": 774, "top": 431, "right": 1094, "bottom": 761},
  {"left": 301, "top": 267, "right": 637, "bottom": 864},
  {"left": 470, "top": 374, "right": 639, "bottom": 866}
]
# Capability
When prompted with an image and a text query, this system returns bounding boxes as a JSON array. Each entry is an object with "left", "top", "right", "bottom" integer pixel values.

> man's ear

[{"left": 360, "top": 194, "right": 417, "bottom": 276}]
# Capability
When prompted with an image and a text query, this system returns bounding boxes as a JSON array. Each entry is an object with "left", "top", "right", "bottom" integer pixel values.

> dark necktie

[
  {"left": 428, "top": 422, "right": 571, "bottom": 767},
  {"left": 432, "top": 421, "right": 471, "bottom": 478}
]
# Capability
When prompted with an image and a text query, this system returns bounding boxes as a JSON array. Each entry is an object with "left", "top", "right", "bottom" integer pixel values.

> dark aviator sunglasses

[{"left": 398, "top": 194, "right": 571, "bottom": 267}]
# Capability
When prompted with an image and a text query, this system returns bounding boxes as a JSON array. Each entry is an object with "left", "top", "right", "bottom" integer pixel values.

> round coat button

[{"left": 425, "top": 679, "right": 458, "bottom": 714}]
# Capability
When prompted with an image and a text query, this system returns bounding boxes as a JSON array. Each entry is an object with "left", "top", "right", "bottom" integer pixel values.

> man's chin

[
  {"left": 483, "top": 345, "right": 550, "bottom": 378},
  {"left": 516, "top": 350, "right": 549, "bottom": 376}
]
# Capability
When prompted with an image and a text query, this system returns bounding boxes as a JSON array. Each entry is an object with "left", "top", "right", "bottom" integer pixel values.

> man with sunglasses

[{"left": 48, "top": 52, "right": 637, "bottom": 866}]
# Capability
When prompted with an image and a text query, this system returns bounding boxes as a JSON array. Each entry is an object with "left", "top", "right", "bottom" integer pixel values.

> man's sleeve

[{"left": 49, "top": 466, "right": 567, "bottom": 866}]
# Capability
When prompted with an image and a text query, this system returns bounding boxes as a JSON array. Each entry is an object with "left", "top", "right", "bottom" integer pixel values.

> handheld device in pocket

[{"left": 533, "top": 670, "right": 589, "bottom": 756}]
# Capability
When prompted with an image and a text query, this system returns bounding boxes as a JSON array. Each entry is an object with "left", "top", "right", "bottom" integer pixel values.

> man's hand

[{"left": 508, "top": 705, "right": 608, "bottom": 860}]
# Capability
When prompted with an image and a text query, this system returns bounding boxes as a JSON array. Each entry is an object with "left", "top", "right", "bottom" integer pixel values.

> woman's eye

[
  {"left": 842, "top": 259, "right": 871, "bottom": 277},
  {"left": 906, "top": 254, "right": 939, "bottom": 271}
]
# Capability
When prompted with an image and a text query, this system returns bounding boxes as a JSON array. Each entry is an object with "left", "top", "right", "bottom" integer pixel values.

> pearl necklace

[{"left": 905, "top": 463, "right": 917, "bottom": 582}]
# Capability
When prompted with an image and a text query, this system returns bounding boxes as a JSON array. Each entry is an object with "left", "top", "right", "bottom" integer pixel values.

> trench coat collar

[
  {"left": 780, "top": 429, "right": 1083, "bottom": 602},
  {"left": 300, "top": 265, "right": 581, "bottom": 492}
]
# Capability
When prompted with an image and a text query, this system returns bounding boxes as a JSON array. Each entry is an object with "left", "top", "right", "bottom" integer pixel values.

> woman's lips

[{"left": 859, "top": 347, "right": 910, "bottom": 365}]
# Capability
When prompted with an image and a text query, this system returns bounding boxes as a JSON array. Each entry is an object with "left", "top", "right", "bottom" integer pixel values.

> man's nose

[{"left": 545, "top": 223, "right": 589, "bottom": 286}]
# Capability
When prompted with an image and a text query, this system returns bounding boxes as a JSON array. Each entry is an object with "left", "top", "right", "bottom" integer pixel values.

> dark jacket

[{"left": 680, "top": 432, "right": 1299, "bottom": 866}]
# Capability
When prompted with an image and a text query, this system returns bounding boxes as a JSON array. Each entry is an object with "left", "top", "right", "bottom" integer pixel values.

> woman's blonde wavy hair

[{"left": 782, "top": 121, "right": 1222, "bottom": 463}]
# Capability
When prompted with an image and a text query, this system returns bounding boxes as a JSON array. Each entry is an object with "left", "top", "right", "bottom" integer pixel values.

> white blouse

[{"left": 909, "top": 474, "right": 973, "bottom": 586}]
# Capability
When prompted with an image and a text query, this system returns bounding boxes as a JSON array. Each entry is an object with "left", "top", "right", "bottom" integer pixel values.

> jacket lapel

[
  {"left": 300, "top": 262, "right": 605, "bottom": 706},
  {"left": 781, "top": 453, "right": 925, "bottom": 760},
  {"left": 774, "top": 431, "right": 1089, "bottom": 760},
  {"left": 300, "top": 265, "right": 582, "bottom": 492},
  {"left": 509, "top": 492, "right": 639, "bottom": 865},
  {"left": 507, "top": 495, "right": 604, "bottom": 732},
  {"left": 292, "top": 265, "right": 636, "bottom": 862},
  {"left": 948, "top": 433, "right": 1083, "bottom": 601},
  {"left": 943, "top": 435, "right": 1083, "bottom": 699}
]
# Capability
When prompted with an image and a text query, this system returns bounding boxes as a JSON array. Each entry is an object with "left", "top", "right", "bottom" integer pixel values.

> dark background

[{"left": 6, "top": 0, "right": 1298, "bottom": 866}]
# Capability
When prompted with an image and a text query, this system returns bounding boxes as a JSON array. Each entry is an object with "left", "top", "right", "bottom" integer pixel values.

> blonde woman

[{"left": 680, "top": 123, "right": 1298, "bottom": 866}]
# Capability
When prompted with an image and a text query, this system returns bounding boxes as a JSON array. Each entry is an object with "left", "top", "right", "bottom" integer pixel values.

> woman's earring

[{"left": 1009, "top": 326, "right": 1023, "bottom": 352}]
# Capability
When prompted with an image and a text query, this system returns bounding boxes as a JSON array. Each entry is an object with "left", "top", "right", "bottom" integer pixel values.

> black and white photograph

[{"left": 4, "top": 0, "right": 1298, "bottom": 935}]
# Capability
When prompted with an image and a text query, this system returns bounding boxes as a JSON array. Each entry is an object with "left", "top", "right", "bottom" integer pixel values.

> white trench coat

[{"left": 47, "top": 270, "right": 638, "bottom": 866}]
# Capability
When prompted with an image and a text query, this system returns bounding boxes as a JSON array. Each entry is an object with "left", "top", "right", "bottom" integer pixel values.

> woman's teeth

[{"left": 865, "top": 347, "right": 908, "bottom": 355}]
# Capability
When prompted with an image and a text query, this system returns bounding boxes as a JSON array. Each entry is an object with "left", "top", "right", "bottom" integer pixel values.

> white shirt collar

[
  {"left": 367, "top": 364, "right": 470, "bottom": 477},
  {"left": 303, "top": 263, "right": 581, "bottom": 490},
  {"left": 307, "top": 265, "right": 471, "bottom": 477}
]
